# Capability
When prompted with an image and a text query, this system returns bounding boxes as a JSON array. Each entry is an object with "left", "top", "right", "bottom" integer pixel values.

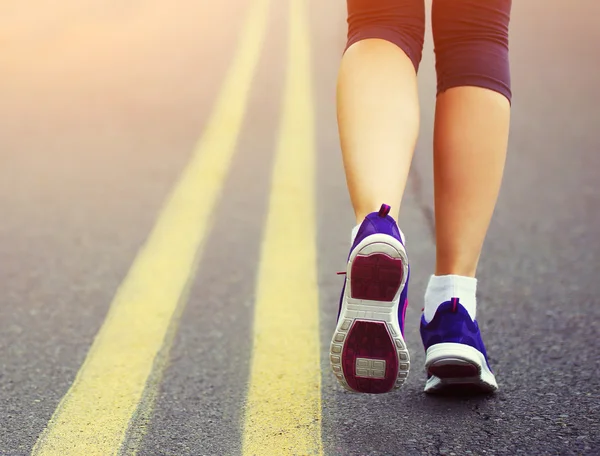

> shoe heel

[
  {"left": 428, "top": 358, "right": 480, "bottom": 379},
  {"left": 331, "top": 236, "right": 409, "bottom": 393},
  {"left": 341, "top": 320, "right": 400, "bottom": 394},
  {"left": 350, "top": 253, "right": 404, "bottom": 301}
]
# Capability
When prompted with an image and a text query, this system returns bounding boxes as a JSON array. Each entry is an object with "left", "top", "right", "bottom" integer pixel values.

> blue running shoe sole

[
  {"left": 424, "top": 342, "right": 498, "bottom": 394},
  {"left": 330, "top": 233, "right": 410, "bottom": 394}
]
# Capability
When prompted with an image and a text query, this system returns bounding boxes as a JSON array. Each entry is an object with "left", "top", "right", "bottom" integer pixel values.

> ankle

[
  {"left": 424, "top": 274, "right": 477, "bottom": 322},
  {"left": 435, "top": 267, "right": 477, "bottom": 278},
  {"left": 435, "top": 257, "right": 479, "bottom": 278},
  {"left": 354, "top": 204, "right": 400, "bottom": 225}
]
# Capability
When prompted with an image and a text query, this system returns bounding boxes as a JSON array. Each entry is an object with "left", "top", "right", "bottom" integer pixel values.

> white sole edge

[
  {"left": 330, "top": 233, "right": 410, "bottom": 393},
  {"left": 424, "top": 342, "right": 498, "bottom": 394}
]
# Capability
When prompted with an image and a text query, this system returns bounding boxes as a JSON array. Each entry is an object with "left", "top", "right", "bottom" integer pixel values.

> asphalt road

[{"left": 1, "top": 1, "right": 599, "bottom": 455}]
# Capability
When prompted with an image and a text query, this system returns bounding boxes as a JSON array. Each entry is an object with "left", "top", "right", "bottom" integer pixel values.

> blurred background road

[{"left": 1, "top": 1, "right": 599, "bottom": 455}]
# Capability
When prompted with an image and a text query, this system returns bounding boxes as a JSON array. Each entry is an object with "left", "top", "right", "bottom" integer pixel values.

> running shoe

[
  {"left": 329, "top": 204, "right": 410, "bottom": 394},
  {"left": 420, "top": 297, "right": 498, "bottom": 394}
]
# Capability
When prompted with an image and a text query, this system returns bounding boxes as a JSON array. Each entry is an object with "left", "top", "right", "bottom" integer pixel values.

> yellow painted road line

[
  {"left": 31, "top": 1, "right": 271, "bottom": 454},
  {"left": 242, "top": 0, "right": 322, "bottom": 454}
]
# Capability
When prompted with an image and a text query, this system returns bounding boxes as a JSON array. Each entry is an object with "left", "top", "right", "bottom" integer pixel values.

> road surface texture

[{"left": 1, "top": 1, "right": 598, "bottom": 455}]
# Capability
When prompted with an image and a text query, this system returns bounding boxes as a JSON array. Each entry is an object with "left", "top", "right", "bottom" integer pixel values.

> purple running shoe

[
  {"left": 420, "top": 297, "right": 498, "bottom": 394},
  {"left": 330, "top": 204, "right": 410, "bottom": 394}
]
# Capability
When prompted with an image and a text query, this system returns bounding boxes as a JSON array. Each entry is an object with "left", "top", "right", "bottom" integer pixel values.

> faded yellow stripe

[
  {"left": 242, "top": 0, "right": 322, "bottom": 454},
  {"left": 31, "top": 1, "right": 271, "bottom": 454}
]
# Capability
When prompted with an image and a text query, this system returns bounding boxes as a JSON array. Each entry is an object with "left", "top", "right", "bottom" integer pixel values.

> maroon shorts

[{"left": 346, "top": 0, "right": 512, "bottom": 102}]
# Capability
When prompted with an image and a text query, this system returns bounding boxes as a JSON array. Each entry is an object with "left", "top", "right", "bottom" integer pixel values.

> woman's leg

[
  {"left": 419, "top": 0, "right": 512, "bottom": 394},
  {"left": 431, "top": 0, "right": 512, "bottom": 280},
  {"left": 337, "top": 0, "right": 425, "bottom": 224},
  {"left": 433, "top": 88, "right": 510, "bottom": 278},
  {"left": 330, "top": 0, "right": 425, "bottom": 395}
]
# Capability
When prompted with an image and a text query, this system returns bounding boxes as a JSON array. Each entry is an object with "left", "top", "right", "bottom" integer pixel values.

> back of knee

[{"left": 346, "top": 0, "right": 426, "bottom": 72}]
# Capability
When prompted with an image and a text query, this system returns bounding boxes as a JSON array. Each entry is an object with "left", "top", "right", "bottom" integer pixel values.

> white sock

[
  {"left": 350, "top": 223, "right": 406, "bottom": 245},
  {"left": 423, "top": 274, "right": 477, "bottom": 322}
]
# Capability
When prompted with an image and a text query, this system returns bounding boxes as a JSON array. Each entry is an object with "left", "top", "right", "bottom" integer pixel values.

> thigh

[
  {"left": 432, "top": 0, "right": 512, "bottom": 46},
  {"left": 431, "top": 0, "right": 512, "bottom": 101},
  {"left": 347, "top": 0, "right": 426, "bottom": 22},
  {"left": 346, "top": 0, "right": 426, "bottom": 71}
]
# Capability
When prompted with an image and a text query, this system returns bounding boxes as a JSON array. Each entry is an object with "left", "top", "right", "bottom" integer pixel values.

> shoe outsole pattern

[{"left": 330, "top": 234, "right": 409, "bottom": 394}]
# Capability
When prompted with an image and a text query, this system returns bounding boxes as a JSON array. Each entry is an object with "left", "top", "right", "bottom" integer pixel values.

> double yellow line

[
  {"left": 31, "top": 0, "right": 322, "bottom": 455},
  {"left": 242, "top": 0, "right": 322, "bottom": 453}
]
